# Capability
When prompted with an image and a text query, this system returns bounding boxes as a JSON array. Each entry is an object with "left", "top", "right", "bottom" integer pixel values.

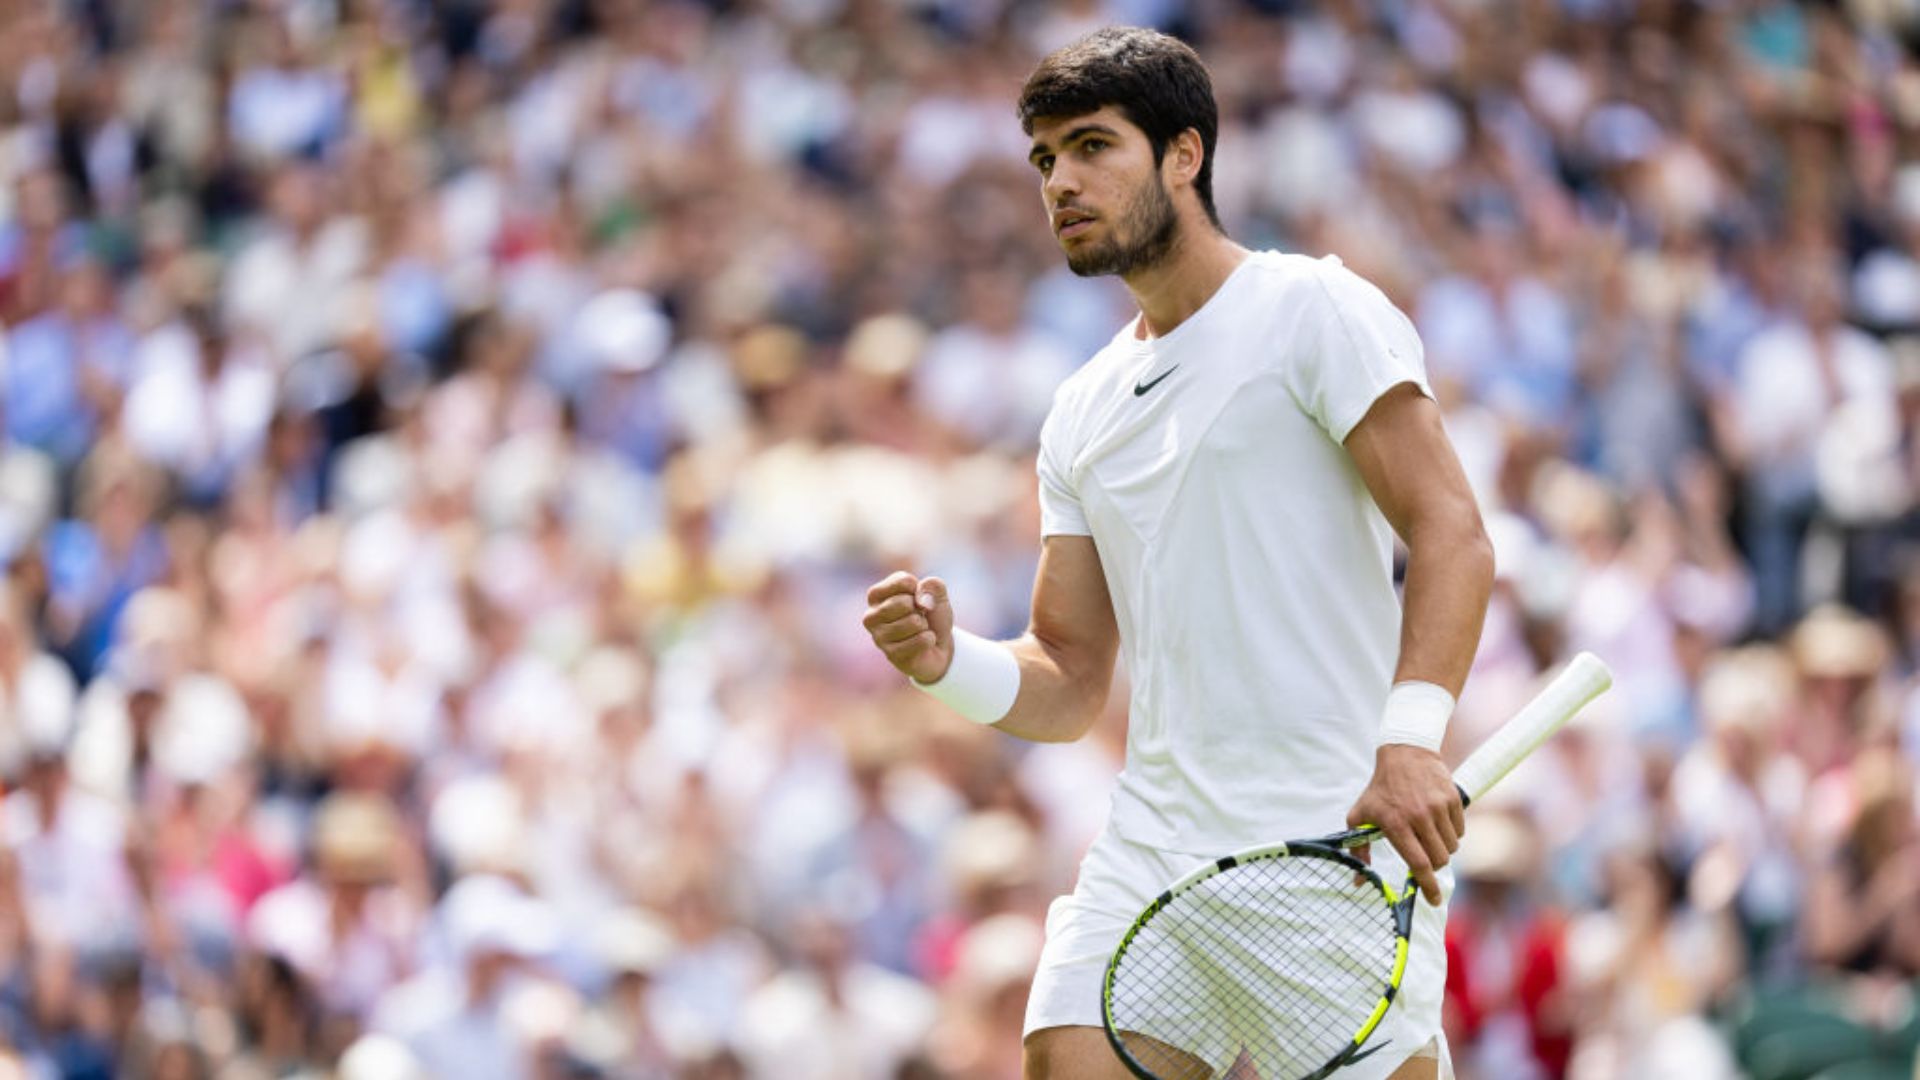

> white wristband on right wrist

[
  {"left": 1378, "top": 680, "right": 1454, "bottom": 752},
  {"left": 912, "top": 629, "right": 1021, "bottom": 726}
]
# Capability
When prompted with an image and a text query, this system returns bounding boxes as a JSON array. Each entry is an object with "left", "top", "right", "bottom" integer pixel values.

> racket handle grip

[{"left": 1452, "top": 653, "right": 1612, "bottom": 805}]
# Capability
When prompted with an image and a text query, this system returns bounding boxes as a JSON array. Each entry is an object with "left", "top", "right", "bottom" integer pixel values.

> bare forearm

[
  {"left": 990, "top": 631, "right": 1115, "bottom": 743},
  {"left": 1394, "top": 523, "right": 1493, "bottom": 696},
  {"left": 867, "top": 537, "right": 1117, "bottom": 742},
  {"left": 1342, "top": 388, "right": 1489, "bottom": 899}
]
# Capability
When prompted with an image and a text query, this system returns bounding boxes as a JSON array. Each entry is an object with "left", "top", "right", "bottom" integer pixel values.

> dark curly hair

[{"left": 1017, "top": 27, "right": 1221, "bottom": 228}]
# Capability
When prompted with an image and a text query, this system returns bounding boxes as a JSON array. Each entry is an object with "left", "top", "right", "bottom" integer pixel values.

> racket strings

[{"left": 1107, "top": 853, "right": 1401, "bottom": 1080}]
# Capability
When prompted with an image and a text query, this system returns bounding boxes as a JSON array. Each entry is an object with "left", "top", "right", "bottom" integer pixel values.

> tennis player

[{"left": 862, "top": 27, "right": 1493, "bottom": 1080}]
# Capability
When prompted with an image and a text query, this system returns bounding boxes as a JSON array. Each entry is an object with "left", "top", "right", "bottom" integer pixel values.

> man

[{"left": 862, "top": 27, "right": 1492, "bottom": 1080}]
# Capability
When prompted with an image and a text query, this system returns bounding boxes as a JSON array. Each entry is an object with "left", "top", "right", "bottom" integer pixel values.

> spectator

[
  {"left": 247, "top": 793, "right": 422, "bottom": 1022},
  {"left": 1445, "top": 810, "right": 1574, "bottom": 1080},
  {"left": 3, "top": 258, "right": 133, "bottom": 468},
  {"left": 734, "top": 907, "right": 937, "bottom": 1080},
  {"left": 370, "top": 874, "right": 561, "bottom": 1080},
  {"left": 1800, "top": 747, "right": 1920, "bottom": 978}
]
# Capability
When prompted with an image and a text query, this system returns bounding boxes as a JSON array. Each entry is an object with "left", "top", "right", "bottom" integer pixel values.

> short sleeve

[
  {"left": 1292, "top": 259, "right": 1434, "bottom": 444},
  {"left": 1035, "top": 403, "right": 1091, "bottom": 537}
]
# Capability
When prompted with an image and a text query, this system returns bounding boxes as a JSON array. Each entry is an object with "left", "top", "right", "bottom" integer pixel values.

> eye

[
  {"left": 1035, "top": 155, "right": 1055, "bottom": 175},
  {"left": 1082, "top": 138, "right": 1108, "bottom": 155}
]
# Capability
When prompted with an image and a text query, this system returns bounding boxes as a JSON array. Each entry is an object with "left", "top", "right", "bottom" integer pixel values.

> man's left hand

[{"left": 1345, "top": 745, "right": 1464, "bottom": 906}]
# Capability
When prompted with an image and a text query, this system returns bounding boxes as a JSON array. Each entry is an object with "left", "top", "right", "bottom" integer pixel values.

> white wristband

[
  {"left": 1378, "top": 680, "right": 1454, "bottom": 752},
  {"left": 912, "top": 629, "right": 1021, "bottom": 726}
]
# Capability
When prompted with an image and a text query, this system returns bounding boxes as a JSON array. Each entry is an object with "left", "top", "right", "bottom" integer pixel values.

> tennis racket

[{"left": 1100, "top": 652, "right": 1613, "bottom": 1080}]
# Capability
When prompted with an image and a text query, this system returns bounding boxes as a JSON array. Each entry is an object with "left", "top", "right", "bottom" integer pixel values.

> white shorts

[{"left": 1024, "top": 826, "right": 1454, "bottom": 1080}]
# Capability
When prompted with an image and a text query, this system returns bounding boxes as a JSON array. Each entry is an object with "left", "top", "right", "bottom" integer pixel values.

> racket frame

[{"left": 1099, "top": 840, "right": 1418, "bottom": 1080}]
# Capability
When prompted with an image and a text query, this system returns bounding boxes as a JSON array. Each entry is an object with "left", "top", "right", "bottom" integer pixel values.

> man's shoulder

[
  {"left": 1269, "top": 252, "right": 1424, "bottom": 353},
  {"left": 1225, "top": 252, "right": 1402, "bottom": 345},
  {"left": 1248, "top": 251, "right": 1396, "bottom": 310},
  {"left": 1243, "top": 249, "right": 1350, "bottom": 294}
]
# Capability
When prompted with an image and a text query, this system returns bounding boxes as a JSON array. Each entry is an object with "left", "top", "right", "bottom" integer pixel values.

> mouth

[{"left": 1055, "top": 212, "right": 1096, "bottom": 239}]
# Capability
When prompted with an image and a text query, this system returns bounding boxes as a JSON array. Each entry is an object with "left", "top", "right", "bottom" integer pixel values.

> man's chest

[{"left": 1066, "top": 356, "right": 1321, "bottom": 547}]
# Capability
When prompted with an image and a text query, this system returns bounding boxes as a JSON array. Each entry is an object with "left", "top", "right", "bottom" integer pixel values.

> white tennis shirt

[{"left": 1037, "top": 251, "right": 1432, "bottom": 855}]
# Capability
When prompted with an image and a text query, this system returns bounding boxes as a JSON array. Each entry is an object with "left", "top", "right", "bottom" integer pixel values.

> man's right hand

[{"left": 863, "top": 572, "right": 955, "bottom": 684}]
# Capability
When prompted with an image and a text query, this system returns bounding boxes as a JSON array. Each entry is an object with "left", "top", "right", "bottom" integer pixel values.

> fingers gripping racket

[{"left": 1101, "top": 653, "right": 1612, "bottom": 1080}]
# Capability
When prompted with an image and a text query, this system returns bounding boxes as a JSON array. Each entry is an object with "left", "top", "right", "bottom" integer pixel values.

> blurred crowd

[{"left": 0, "top": 0, "right": 1916, "bottom": 1078}]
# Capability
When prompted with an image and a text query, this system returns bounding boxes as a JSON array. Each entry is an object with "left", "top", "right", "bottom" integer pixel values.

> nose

[{"left": 1043, "top": 159, "right": 1080, "bottom": 204}]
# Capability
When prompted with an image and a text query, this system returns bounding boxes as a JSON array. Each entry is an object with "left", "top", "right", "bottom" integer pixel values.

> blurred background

[{"left": 0, "top": 0, "right": 1915, "bottom": 1078}]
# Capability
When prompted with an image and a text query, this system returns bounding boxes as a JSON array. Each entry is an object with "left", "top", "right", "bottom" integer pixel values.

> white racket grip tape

[{"left": 1451, "top": 652, "right": 1613, "bottom": 805}]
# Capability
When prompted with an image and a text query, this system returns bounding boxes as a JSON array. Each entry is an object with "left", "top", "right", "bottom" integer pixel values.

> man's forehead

[{"left": 1027, "top": 107, "right": 1137, "bottom": 146}]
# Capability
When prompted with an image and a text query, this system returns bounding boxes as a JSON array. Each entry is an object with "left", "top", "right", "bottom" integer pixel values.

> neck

[{"left": 1123, "top": 224, "right": 1250, "bottom": 339}]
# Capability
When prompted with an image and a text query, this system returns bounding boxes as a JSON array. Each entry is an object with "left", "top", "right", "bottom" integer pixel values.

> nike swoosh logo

[{"left": 1133, "top": 365, "right": 1178, "bottom": 397}]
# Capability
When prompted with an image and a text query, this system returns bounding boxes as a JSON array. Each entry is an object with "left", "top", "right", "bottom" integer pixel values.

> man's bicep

[
  {"left": 1342, "top": 382, "right": 1479, "bottom": 541},
  {"left": 1028, "top": 534, "right": 1119, "bottom": 674}
]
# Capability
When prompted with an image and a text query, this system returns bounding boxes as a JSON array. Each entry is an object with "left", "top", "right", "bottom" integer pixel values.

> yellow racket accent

[{"left": 1353, "top": 935, "right": 1412, "bottom": 1048}]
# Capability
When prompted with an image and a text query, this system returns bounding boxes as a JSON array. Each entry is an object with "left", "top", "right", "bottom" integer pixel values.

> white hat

[
  {"left": 339, "top": 510, "right": 415, "bottom": 600},
  {"left": 1453, "top": 812, "right": 1536, "bottom": 883},
  {"left": 12, "top": 656, "right": 76, "bottom": 761},
  {"left": 503, "top": 979, "right": 582, "bottom": 1046},
  {"left": 156, "top": 674, "right": 253, "bottom": 784},
  {"left": 575, "top": 289, "right": 671, "bottom": 374},
  {"left": 428, "top": 776, "right": 528, "bottom": 876},
  {"left": 941, "top": 811, "right": 1040, "bottom": 895},
  {"left": 954, "top": 913, "right": 1045, "bottom": 991},
  {"left": 338, "top": 1035, "right": 425, "bottom": 1080},
  {"left": 1698, "top": 647, "right": 1794, "bottom": 736},
  {"left": 443, "top": 874, "right": 559, "bottom": 961},
  {"left": 844, "top": 313, "right": 927, "bottom": 379},
  {"left": 573, "top": 646, "right": 649, "bottom": 718},
  {"left": 595, "top": 907, "right": 676, "bottom": 976}
]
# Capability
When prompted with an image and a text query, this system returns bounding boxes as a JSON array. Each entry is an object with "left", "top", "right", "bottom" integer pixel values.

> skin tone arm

[
  {"left": 1342, "top": 382, "right": 1496, "bottom": 904},
  {"left": 863, "top": 534, "right": 1120, "bottom": 743}
]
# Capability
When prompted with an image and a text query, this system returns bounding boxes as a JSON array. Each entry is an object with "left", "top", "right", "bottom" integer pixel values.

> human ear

[{"left": 1165, "top": 128, "right": 1204, "bottom": 189}]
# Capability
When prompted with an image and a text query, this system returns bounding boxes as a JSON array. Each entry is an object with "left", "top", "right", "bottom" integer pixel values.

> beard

[{"left": 1064, "top": 173, "right": 1181, "bottom": 278}]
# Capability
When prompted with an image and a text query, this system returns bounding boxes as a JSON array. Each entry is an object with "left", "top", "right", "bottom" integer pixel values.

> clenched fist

[{"left": 863, "top": 571, "right": 955, "bottom": 684}]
